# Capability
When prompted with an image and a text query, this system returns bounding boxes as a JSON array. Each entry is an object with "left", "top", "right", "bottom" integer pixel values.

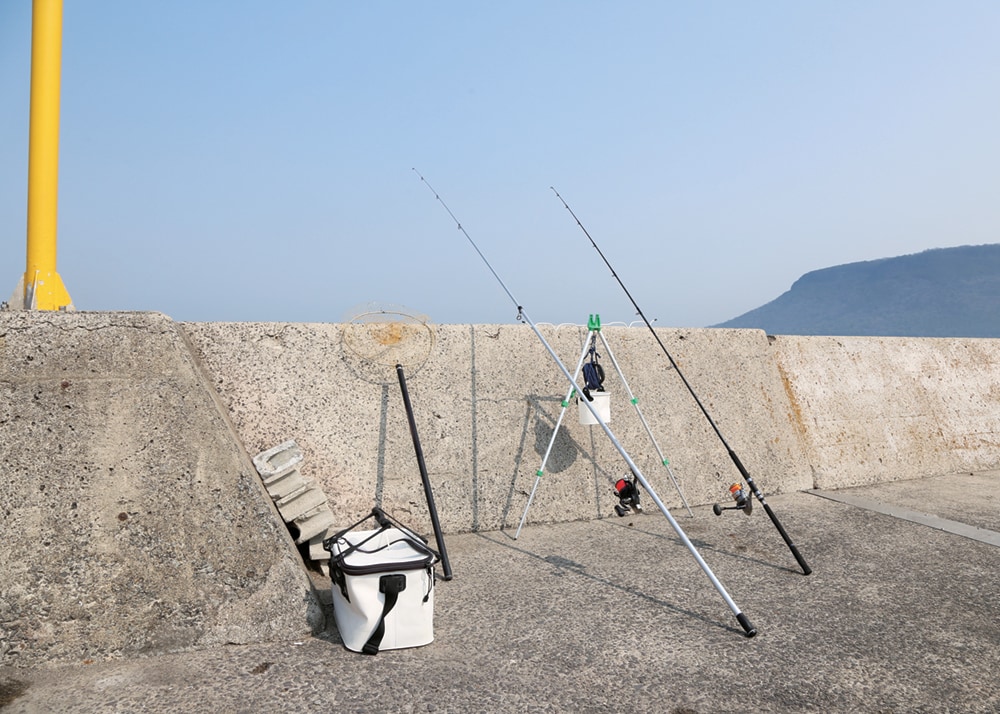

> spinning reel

[
  {"left": 712, "top": 483, "right": 753, "bottom": 516},
  {"left": 614, "top": 476, "right": 642, "bottom": 516}
]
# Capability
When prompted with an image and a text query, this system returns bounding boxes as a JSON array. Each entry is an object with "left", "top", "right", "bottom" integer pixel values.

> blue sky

[{"left": 2, "top": 2, "right": 999, "bottom": 326}]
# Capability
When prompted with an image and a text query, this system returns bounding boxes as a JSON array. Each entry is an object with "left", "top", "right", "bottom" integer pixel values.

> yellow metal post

[{"left": 18, "top": 0, "right": 73, "bottom": 311}]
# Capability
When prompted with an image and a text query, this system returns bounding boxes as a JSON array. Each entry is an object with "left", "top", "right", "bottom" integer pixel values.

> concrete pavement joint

[{"left": 807, "top": 488, "right": 1000, "bottom": 547}]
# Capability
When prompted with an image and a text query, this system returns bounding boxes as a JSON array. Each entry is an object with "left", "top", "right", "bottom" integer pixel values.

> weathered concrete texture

[
  {"left": 181, "top": 322, "right": 813, "bottom": 536},
  {"left": 3, "top": 474, "right": 999, "bottom": 713},
  {"left": 842, "top": 470, "right": 1000, "bottom": 533},
  {"left": 7, "top": 311, "right": 1000, "bottom": 674},
  {"left": 0, "top": 312, "right": 323, "bottom": 668},
  {"left": 773, "top": 335, "right": 1000, "bottom": 488}
]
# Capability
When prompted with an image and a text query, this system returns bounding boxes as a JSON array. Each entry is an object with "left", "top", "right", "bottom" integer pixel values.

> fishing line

[
  {"left": 414, "top": 169, "right": 758, "bottom": 637},
  {"left": 551, "top": 186, "right": 812, "bottom": 576}
]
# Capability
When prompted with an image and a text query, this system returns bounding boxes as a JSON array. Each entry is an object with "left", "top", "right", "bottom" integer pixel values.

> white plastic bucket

[{"left": 578, "top": 391, "right": 611, "bottom": 425}]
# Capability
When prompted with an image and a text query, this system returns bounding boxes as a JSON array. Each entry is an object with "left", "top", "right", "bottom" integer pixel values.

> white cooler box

[{"left": 324, "top": 509, "right": 439, "bottom": 655}]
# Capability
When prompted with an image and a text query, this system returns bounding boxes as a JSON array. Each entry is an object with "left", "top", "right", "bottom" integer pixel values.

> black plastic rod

[
  {"left": 552, "top": 187, "right": 811, "bottom": 576},
  {"left": 396, "top": 363, "right": 453, "bottom": 580}
]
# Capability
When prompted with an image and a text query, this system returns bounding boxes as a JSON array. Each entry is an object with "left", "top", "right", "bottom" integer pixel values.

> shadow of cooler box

[{"left": 323, "top": 515, "right": 439, "bottom": 655}]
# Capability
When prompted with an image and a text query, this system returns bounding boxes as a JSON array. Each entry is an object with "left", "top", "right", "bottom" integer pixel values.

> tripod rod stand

[{"left": 514, "top": 316, "right": 692, "bottom": 539}]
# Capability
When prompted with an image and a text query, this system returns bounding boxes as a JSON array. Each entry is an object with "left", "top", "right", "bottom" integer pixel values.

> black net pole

[{"left": 396, "top": 363, "right": 453, "bottom": 580}]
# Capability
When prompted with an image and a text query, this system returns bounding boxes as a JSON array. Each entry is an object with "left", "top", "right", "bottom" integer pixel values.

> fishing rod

[
  {"left": 414, "top": 169, "right": 758, "bottom": 638},
  {"left": 551, "top": 187, "right": 812, "bottom": 576}
]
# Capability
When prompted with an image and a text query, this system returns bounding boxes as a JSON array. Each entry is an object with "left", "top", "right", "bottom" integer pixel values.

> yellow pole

[{"left": 21, "top": 0, "right": 73, "bottom": 311}]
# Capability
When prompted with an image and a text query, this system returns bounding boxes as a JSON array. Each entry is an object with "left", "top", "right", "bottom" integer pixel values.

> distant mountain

[{"left": 713, "top": 244, "right": 1000, "bottom": 337}]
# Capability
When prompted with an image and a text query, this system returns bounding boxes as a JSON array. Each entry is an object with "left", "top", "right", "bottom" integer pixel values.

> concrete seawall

[
  {"left": 0, "top": 313, "right": 324, "bottom": 668},
  {"left": 773, "top": 334, "right": 1000, "bottom": 487},
  {"left": 3, "top": 311, "right": 1000, "bottom": 667},
  {"left": 182, "top": 321, "right": 812, "bottom": 533}
]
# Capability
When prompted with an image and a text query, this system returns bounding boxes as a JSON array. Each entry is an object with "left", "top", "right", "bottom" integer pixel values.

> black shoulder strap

[{"left": 362, "top": 573, "right": 407, "bottom": 655}]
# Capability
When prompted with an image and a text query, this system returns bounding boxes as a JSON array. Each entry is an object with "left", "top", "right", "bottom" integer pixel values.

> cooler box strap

[{"left": 362, "top": 573, "right": 407, "bottom": 655}]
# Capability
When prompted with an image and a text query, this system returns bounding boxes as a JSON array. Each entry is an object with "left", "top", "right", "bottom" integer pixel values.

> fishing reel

[
  {"left": 613, "top": 477, "right": 642, "bottom": 517},
  {"left": 712, "top": 483, "right": 753, "bottom": 516}
]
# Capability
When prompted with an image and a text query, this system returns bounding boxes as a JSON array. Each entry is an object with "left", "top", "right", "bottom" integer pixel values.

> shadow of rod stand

[{"left": 396, "top": 364, "right": 454, "bottom": 580}]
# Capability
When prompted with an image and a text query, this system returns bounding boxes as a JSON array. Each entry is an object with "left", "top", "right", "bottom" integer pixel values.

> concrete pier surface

[{"left": 3, "top": 471, "right": 998, "bottom": 713}]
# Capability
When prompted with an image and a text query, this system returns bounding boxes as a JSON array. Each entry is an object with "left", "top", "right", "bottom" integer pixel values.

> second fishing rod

[{"left": 551, "top": 187, "right": 812, "bottom": 577}]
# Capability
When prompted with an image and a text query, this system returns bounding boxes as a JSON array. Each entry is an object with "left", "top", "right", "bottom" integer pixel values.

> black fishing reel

[
  {"left": 712, "top": 483, "right": 753, "bottom": 516},
  {"left": 614, "top": 477, "right": 642, "bottom": 517}
]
